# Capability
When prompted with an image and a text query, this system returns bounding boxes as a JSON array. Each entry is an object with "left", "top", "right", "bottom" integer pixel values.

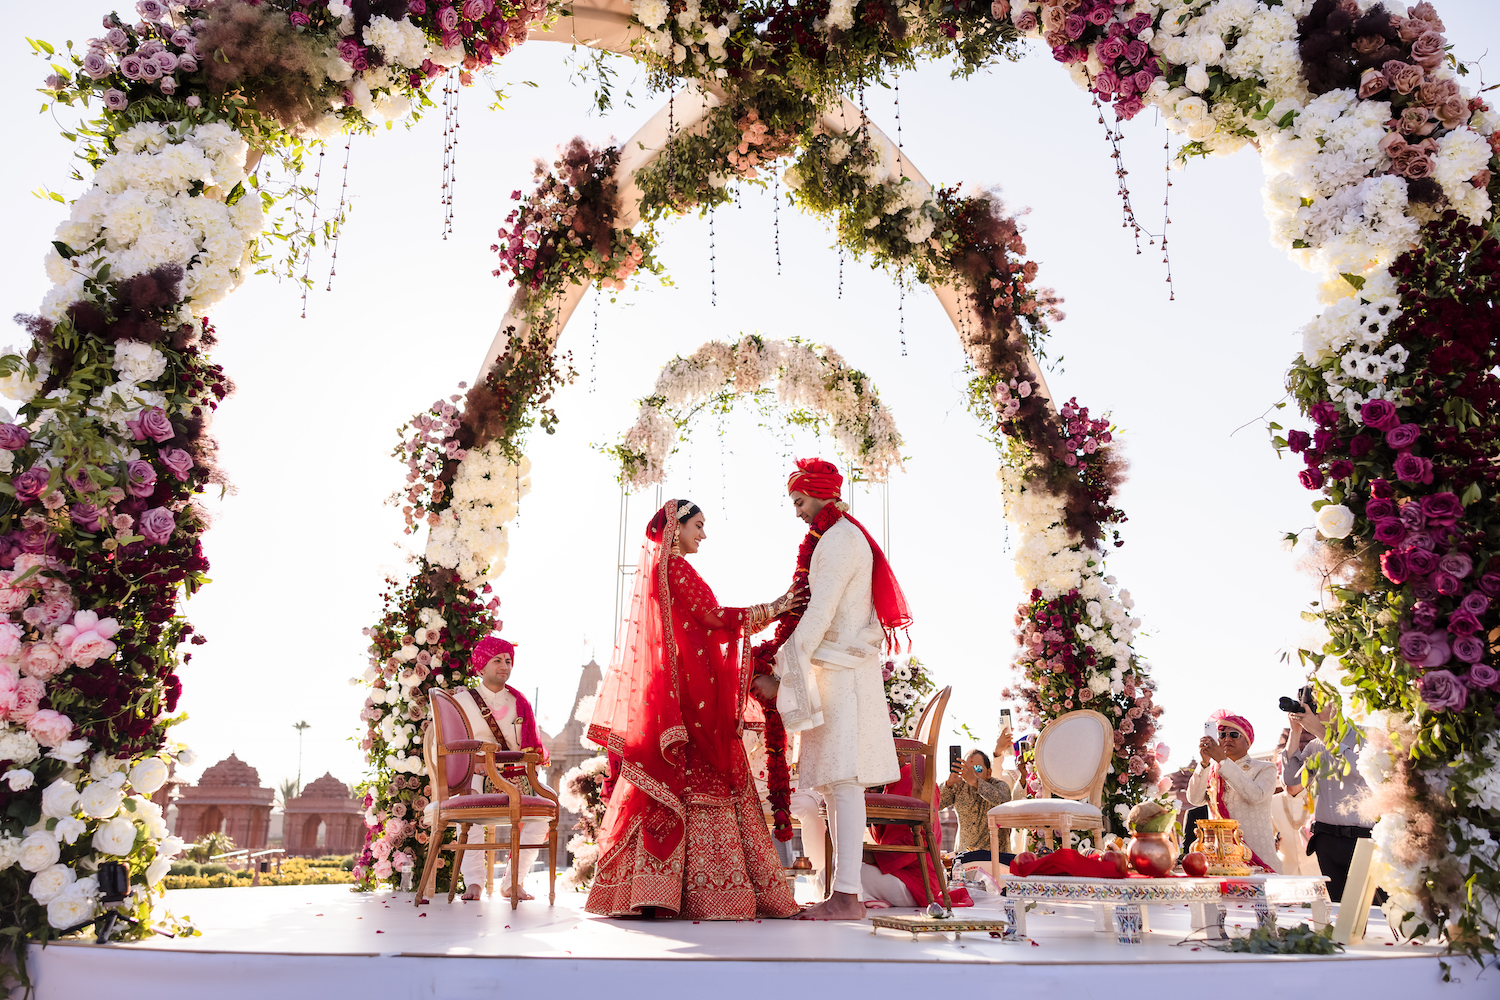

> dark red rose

[
  {"left": 1299, "top": 469, "right": 1325, "bottom": 490},
  {"left": 1370, "top": 478, "right": 1396, "bottom": 499},
  {"left": 1360, "top": 399, "right": 1400, "bottom": 431},
  {"left": 1393, "top": 452, "right": 1429, "bottom": 483},
  {"left": 1365, "top": 497, "right": 1398, "bottom": 520},
  {"left": 1348, "top": 434, "right": 1374, "bottom": 458},
  {"left": 1287, "top": 429, "right": 1311, "bottom": 453},
  {"left": 1381, "top": 550, "right": 1410, "bottom": 583},
  {"left": 1328, "top": 460, "right": 1354, "bottom": 479},
  {"left": 1421, "top": 492, "right": 1464, "bottom": 526},
  {"left": 1373, "top": 518, "right": 1407, "bottom": 545},
  {"left": 1385, "top": 423, "right": 1421, "bottom": 449},
  {"left": 1406, "top": 548, "right": 1439, "bottom": 576},
  {"left": 1309, "top": 402, "right": 1340, "bottom": 425}
]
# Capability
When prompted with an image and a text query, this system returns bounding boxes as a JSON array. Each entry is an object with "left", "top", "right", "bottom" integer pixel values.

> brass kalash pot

[{"left": 1194, "top": 818, "right": 1254, "bottom": 876}]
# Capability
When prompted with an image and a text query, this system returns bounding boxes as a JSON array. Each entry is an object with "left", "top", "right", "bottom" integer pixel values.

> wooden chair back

[
  {"left": 1033, "top": 709, "right": 1113, "bottom": 807},
  {"left": 893, "top": 685, "right": 951, "bottom": 808},
  {"left": 426, "top": 689, "right": 478, "bottom": 802}
]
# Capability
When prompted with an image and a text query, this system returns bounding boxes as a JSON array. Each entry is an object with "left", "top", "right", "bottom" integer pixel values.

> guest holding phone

[{"left": 941, "top": 743, "right": 1012, "bottom": 867}]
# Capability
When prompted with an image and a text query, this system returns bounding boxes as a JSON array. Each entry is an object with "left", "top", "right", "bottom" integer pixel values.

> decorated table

[{"left": 995, "top": 874, "right": 1332, "bottom": 945}]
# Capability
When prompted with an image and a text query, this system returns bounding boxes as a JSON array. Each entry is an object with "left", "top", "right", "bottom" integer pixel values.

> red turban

[
  {"left": 471, "top": 636, "right": 515, "bottom": 675},
  {"left": 1209, "top": 709, "right": 1253, "bottom": 746},
  {"left": 786, "top": 457, "right": 842, "bottom": 500}
]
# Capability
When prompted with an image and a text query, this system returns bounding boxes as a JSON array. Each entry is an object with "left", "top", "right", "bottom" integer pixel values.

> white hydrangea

[
  {"left": 362, "top": 15, "right": 432, "bottom": 71},
  {"left": 1432, "top": 126, "right": 1494, "bottom": 225}
]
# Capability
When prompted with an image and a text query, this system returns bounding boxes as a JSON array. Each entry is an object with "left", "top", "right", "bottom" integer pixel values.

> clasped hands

[{"left": 1198, "top": 735, "right": 1228, "bottom": 766}]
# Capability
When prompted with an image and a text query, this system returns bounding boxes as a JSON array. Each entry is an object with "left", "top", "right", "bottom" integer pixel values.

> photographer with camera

[
  {"left": 1281, "top": 686, "right": 1382, "bottom": 903},
  {"left": 942, "top": 738, "right": 1012, "bottom": 867}
]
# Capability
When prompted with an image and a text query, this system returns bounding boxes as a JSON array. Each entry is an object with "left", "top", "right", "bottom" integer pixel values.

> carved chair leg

[
  {"left": 510, "top": 821, "right": 523, "bottom": 910},
  {"left": 923, "top": 821, "right": 952, "bottom": 909},
  {"left": 413, "top": 822, "right": 444, "bottom": 906},
  {"left": 449, "top": 823, "right": 472, "bottom": 902},
  {"left": 548, "top": 818, "right": 558, "bottom": 905}
]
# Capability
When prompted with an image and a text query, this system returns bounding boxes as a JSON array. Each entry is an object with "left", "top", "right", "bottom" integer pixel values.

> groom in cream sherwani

[{"left": 752, "top": 458, "right": 907, "bottom": 920}]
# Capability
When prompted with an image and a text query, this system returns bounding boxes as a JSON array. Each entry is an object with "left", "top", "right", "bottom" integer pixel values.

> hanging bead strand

[
  {"left": 326, "top": 137, "right": 352, "bottom": 293},
  {"left": 298, "top": 145, "right": 325, "bottom": 319},
  {"left": 1163, "top": 139, "right": 1176, "bottom": 301},
  {"left": 773, "top": 174, "right": 781, "bottom": 276},
  {"left": 709, "top": 205, "right": 717, "bottom": 307},
  {"left": 440, "top": 68, "right": 458, "bottom": 240}
]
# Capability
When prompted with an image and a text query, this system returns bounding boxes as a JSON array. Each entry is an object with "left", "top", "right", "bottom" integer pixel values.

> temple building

[
  {"left": 283, "top": 772, "right": 365, "bottom": 856},
  {"left": 547, "top": 659, "right": 604, "bottom": 856},
  {"left": 173, "top": 753, "right": 275, "bottom": 849}
]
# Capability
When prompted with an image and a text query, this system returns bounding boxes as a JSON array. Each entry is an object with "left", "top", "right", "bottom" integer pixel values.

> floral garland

[
  {"left": 556, "top": 752, "right": 609, "bottom": 891},
  {"left": 883, "top": 655, "right": 935, "bottom": 737},
  {"left": 1281, "top": 213, "right": 1500, "bottom": 953},
  {"left": 606, "top": 334, "right": 904, "bottom": 489}
]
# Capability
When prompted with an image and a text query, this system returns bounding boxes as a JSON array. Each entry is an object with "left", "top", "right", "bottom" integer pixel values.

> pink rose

[
  {"left": 990, "top": 0, "right": 1009, "bottom": 18},
  {"left": 1382, "top": 60, "right": 1424, "bottom": 95},
  {"left": 126, "top": 460, "right": 157, "bottom": 497},
  {"left": 160, "top": 448, "right": 194, "bottom": 482},
  {"left": 1015, "top": 9, "right": 1038, "bottom": 31},
  {"left": 0, "top": 665, "right": 17, "bottom": 717},
  {"left": 54, "top": 610, "right": 121, "bottom": 668},
  {"left": 1410, "top": 31, "right": 1446, "bottom": 70},
  {"left": 0, "top": 622, "right": 21, "bottom": 659},
  {"left": 125, "top": 407, "right": 174, "bottom": 443},
  {"left": 103, "top": 89, "right": 129, "bottom": 111},
  {"left": 0, "top": 572, "right": 32, "bottom": 613},
  {"left": 26, "top": 708, "right": 72, "bottom": 747},
  {"left": 139, "top": 507, "right": 176, "bottom": 545},
  {"left": 373, "top": 859, "right": 393, "bottom": 879},
  {"left": 437, "top": 5, "right": 459, "bottom": 30},
  {"left": 1358, "top": 68, "right": 1388, "bottom": 98},
  {"left": 29, "top": 596, "right": 76, "bottom": 629},
  {"left": 20, "top": 643, "right": 65, "bottom": 681},
  {"left": 11, "top": 676, "right": 43, "bottom": 722}
]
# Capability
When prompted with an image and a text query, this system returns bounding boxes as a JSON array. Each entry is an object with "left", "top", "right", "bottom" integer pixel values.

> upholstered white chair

[{"left": 986, "top": 709, "right": 1113, "bottom": 883}]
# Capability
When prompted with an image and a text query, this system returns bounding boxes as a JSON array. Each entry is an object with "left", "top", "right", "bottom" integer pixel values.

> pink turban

[
  {"left": 786, "top": 457, "right": 842, "bottom": 500},
  {"left": 1209, "top": 709, "right": 1253, "bottom": 746},
  {"left": 470, "top": 636, "right": 515, "bottom": 676}
]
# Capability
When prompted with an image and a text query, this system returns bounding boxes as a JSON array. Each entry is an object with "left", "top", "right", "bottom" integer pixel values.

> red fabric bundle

[{"left": 1008, "top": 848, "right": 1130, "bottom": 879}]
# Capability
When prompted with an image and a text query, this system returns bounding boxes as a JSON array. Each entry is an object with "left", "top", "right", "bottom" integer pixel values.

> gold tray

[{"left": 869, "top": 913, "right": 1014, "bottom": 941}]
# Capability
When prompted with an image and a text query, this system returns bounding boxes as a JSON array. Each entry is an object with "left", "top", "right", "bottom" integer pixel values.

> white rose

[
  {"left": 1185, "top": 63, "right": 1209, "bottom": 93},
  {"left": 1315, "top": 503, "right": 1355, "bottom": 539},
  {"left": 77, "top": 781, "right": 125, "bottom": 819},
  {"left": 49, "top": 738, "right": 90, "bottom": 764},
  {"left": 18, "top": 832, "right": 60, "bottom": 872},
  {"left": 39, "top": 779, "right": 80, "bottom": 820},
  {"left": 145, "top": 855, "right": 172, "bottom": 886},
  {"left": 90, "top": 752, "right": 129, "bottom": 781},
  {"left": 3, "top": 768, "right": 34, "bottom": 791},
  {"left": 29, "top": 863, "right": 75, "bottom": 904},
  {"left": 46, "top": 889, "right": 97, "bottom": 930},
  {"left": 54, "top": 816, "right": 86, "bottom": 845},
  {"left": 91, "top": 815, "right": 138, "bottom": 856},
  {"left": 1174, "top": 96, "right": 1209, "bottom": 122},
  {"left": 127, "top": 757, "right": 169, "bottom": 794}
]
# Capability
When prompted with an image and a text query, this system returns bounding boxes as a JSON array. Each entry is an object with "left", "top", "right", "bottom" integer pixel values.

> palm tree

[
  {"left": 292, "top": 720, "right": 311, "bottom": 788},
  {"left": 277, "top": 777, "right": 301, "bottom": 810}
]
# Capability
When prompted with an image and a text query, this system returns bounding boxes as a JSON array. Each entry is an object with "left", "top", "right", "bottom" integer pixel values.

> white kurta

[
  {"left": 775, "top": 517, "right": 898, "bottom": 791},
  {"left": 452, "top": 685, "right": 548, "bottom": 888},
  {"left": 1187, "top": 757, "right": 1282, "bottom": 874}
]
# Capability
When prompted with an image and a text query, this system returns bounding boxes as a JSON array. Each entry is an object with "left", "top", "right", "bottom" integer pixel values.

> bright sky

[{"left": 3, "top": 2, "right": 1496, "bottom": 797}]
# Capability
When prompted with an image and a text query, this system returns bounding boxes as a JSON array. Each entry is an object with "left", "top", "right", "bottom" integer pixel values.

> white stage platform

[{"left": 28, "top": 878, "right": 1491, "bottom": 999}]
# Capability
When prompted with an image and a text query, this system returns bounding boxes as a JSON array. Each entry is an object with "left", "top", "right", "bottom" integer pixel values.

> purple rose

[
  {"left": 1385, "top": 423, "right": 1421, "bottom": 450},
  {"left": 1439, "top": 552, "right": 1473, "bottom": 579},
  {"left": 1393, "top": 452, "right": 1432, "bottom": 484},
  {"left": 1125, "top": 39, "right": 1150, "bottom": 66},
  {"left": 1405, "top": 549, "right": 1439, "bottom": 576},
  {"left": 137, "top": 0, "right": 167, "bottom": 22},
  {"left": 1461, "top": 592, "right": 1491, "bottom": 616},
  {"left": 138, "top": 506, "right": 176, "bottom": 545},
  {"left": 1348, "top": 434, "right": 1373, "bottom": 458},
  {"left": 1421, "top": 492, "right": 1464, "bottom": 526},
  {"left": 1412, "top": 581, "right": 1439, "bottom": 603},
  {"left": 103, "top": 88, "right": 129, "bottom": 111},
  {"left": 1085, "top": 3, "right": 1111, "bottom": 25},
  {"left": 1360, "top": 399, "right": 1399, "bottom": 431},
  {"left": 119, "top": 53, "right": 144, "bottom": 80},
  {"left": 1097, "top": 35, "right": 1125, "bottom": 61},
  {"left": 158, "top": 76, "right": 176, "bottom": 96},
  {"left": 1481, "top": 573, "right": 1500, "bottom": 597},
  {"left": 1365, "top": 497, "right": 1397, "bottom": 520},
  {"left": 126, "top": 407, "right": 174, "bottom": 443},
  {"left": 1131, "top": 68, "right": 1155, "bottom": 94},
  {"left": 1432, "top": 572, "right": 1463, "bottom": 596},
  {"left": 1411, "top": 600, "right": 1440, "bottom": 629},
  {"left": 1466, "top": 663, "right": 1499, "bottom": 687},
  {"left": 1400, "top": 502, "right": 1427, "bottom": 530},
  {"left": 1308, "top": 402, "right": 1339, "bottom": 426},
  {"left": 1063, "top": 13, "right": 1086, "bottom": 37},
  {"left": 125, "top": 459, "right": 157, "bottom": 498},
  {"left": 1418, "top": 669, "right": 1467, "bottom": 711},
  {"left": 1373, "top": 518, "right": 1406, "bottom": 545},
  {"left": 1381, "top": 550, "right": 1410, "bottom": 584},
  {"left": 1423, "top": 635, "right": 1453, "bottom": 668},
  {"left": 437, "top": 5, "right": 460, "bottom": 30},
  {"left": 1094, "top": 68, "right": 1120, "bottom": 95},
  {"left": 155, "top": 51, "right": 178, "bottom": 73},
  {"left": 1398, "top": 630, "right": 1432, "bottom": 661},
  {"left": 289, "top": 10, "right": 312, "bottom": 27},
  {"left": 0, "top": 424, "right": 31, "bottom": 451},
  {"left": 1405, "top": 531, "right": 1436, "bottom": 552},
  {"left": 1299, "top": 469, "right": 1325, "bottom": 490},
  {"left": 1286, "top": 429, "right": 1311, "bottom": 453},
  {"left": 160, "top": 448, "right": 194, "bottom": 482},
  {"left": 82, "top": 51, "right": 111, "bottom": 79},
  {"left": 409, "top": 0, "right": 428, "bottom": 13},
  {"left": 106, "top": 26, "right": 129, "bottom": 50},
  {"left": 1447, "top": 608, "right": 1481, "bottom": 636},
  {"left": 1328, "top": 459, "right": 1354, "bottom": 480},
  {"left": 68, "top": 502, "right": 103, "bottom": 533},
  {"left": 1370, "top": 478, "right": 1395, "bottom": 499},
  {"left": 11, "top": 467, "right": 49, "bottom": 505}
]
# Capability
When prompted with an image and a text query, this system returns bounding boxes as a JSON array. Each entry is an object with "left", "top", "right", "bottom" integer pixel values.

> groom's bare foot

[
  {"left": 501, "top": 885, "right": 536, "bottom": 901},
  {"left": 460, "top": 885, "right": 482, "bottom": 901},
  {"left": 796, "top": 892, "right": 865, "bottom": 920}
]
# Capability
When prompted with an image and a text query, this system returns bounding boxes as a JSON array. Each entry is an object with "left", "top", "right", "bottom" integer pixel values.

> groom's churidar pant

[
  {"left": 809, "top": 781, "right": 865, "bottom": 896},
  {"left": 458, "top": 770, "right": 549, "bottom": 890}
]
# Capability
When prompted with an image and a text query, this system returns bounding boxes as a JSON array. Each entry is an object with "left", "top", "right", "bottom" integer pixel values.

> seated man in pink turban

[{"left": 453, "top": 636, "right": 550, "bottom": 901}]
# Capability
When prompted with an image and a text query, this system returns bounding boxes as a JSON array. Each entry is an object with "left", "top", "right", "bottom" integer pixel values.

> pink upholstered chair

[
  {"left": 414, "top": 688, "right": 559, "bottom": 909},
  {"left": 859, "top": 686, "right": 953, "bottom": 909},
  {"left": 986, "top": 709, "right": 1113, "bottom": 883}
]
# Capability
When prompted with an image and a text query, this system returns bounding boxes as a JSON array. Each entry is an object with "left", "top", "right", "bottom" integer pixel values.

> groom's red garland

[{"left": 750, "top": 502, "right": 846, "bottom": 841}]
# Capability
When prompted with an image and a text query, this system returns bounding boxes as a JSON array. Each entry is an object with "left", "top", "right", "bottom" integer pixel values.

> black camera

[{"left": 1278, "top": 696, "right": 1304, "bottom": 714}]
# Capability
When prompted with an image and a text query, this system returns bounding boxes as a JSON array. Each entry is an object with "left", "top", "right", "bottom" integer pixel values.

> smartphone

[
  {"left": 999, "top": 709, "right": 1014, "bottom": 732},
  {"left": 948, "top": 745, "right": 962, "bottom": 772},
  {"left": 1204, "top": 720, "right": 1216, "bottom": 738}
]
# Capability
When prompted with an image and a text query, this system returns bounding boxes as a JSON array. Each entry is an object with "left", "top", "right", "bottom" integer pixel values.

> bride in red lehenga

[{"left": 586, "top": 499, "right": 802, "bottom": 919}]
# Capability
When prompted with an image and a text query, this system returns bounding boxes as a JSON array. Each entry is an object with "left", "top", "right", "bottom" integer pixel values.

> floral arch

[{"left": 0, "top": 0, "right": 1494, "bottom": 973}]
